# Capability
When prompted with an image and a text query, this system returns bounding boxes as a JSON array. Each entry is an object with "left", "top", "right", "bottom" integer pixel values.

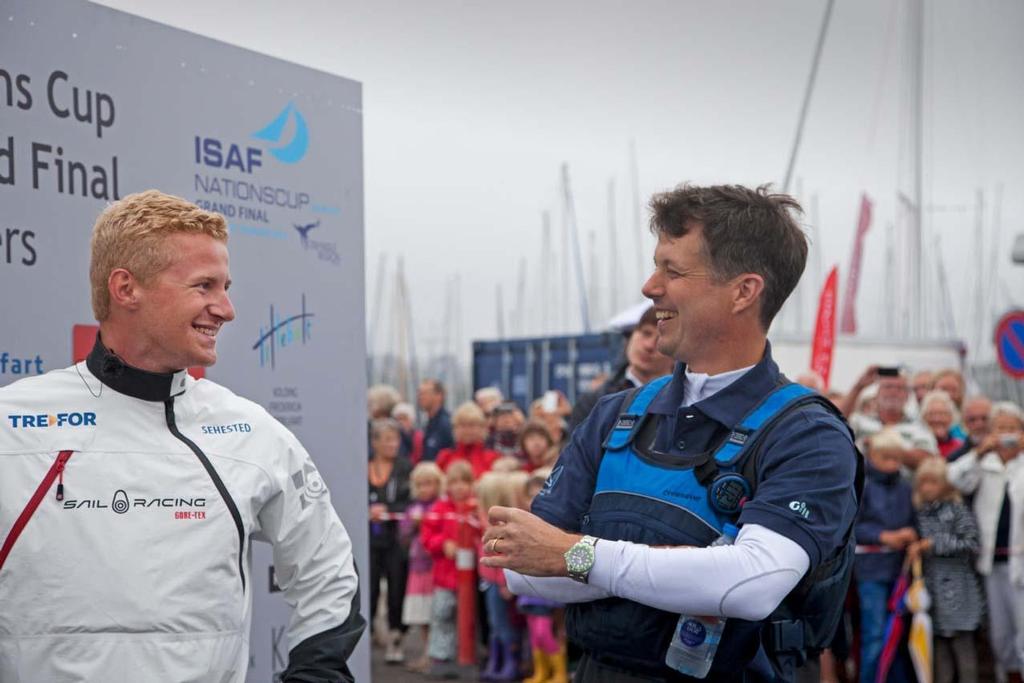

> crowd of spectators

[{"left": 366, "top": 360, "right": 1023, "bottom": 683}]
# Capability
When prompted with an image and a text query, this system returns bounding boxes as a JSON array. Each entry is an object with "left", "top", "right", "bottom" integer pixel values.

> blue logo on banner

[
  {"left": 252, "top": 294, "right": 315, "bottom": 369},
  {"left": 251, "top": 102, "right": 309, "bottom": 164}
]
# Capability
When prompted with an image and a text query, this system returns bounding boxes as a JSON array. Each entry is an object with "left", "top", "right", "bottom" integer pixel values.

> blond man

[{"left": 0, "top": 190, "right": 364, "bottom": 682}]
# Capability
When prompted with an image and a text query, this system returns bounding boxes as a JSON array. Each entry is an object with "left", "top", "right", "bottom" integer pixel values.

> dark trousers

[{"left": 369, "top": 542, "right": 409, "bottom": 632}]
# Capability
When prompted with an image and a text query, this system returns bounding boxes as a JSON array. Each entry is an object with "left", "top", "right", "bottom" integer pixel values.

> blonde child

[
  {"left": 910, "top": 456, "right": 983, "bottom": 683},
  {"left": 436, "top": 402, "right": 499, "bottom": 479},
  {"left": 855, "top": 428, "right": 918, "bottom": 683},
  {"left": 400, "top": 462, "right": 444, "bottom": 673},
  {"left": 476, "top": 472, "right": 523, "bottom": 681},
  {"left": 420, "top": 460, "right": 479, "bottom": 678},
  {"left": 516, "top": 468, "right": 568, "bottom": 683},
  {"left": 491, "top": 455, "right": 523, "bottom": 474}
]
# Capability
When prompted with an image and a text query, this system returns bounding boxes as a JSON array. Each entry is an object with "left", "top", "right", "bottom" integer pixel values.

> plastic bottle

[{"left": 664, "top": 523, "right": 739, "bottom": 678}]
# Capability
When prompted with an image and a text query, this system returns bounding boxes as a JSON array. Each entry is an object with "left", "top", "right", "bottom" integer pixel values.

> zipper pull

[{"left": 55, "top": 452, "right": 70, "bottom": 501}]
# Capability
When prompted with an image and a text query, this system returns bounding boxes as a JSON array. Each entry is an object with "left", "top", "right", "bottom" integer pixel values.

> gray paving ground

[{"left": 370, "top": 628, "right": 486, "bottom": 683}]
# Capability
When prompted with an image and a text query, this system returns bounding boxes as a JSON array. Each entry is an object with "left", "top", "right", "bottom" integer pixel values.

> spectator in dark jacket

[
  {"left": 419, "top": 379, "right": 454, "bottom": 462},
  {"left": 855, "top": 428, "right": 918, "bottom": 683},
  {"left": 568, "top": 305, "right": 674, "bottom": 432}
]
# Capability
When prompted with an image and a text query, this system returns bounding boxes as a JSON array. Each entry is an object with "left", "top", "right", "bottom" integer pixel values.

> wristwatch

[{"left": 564, "top": 535, "right": 599, "bottom": 583}]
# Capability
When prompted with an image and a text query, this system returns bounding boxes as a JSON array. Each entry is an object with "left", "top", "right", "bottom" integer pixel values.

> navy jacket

[
  {"left": 421, "top": 408, "right": 454, "bottom": 463},
  {"left": 853, "top": 463, "right": 915, "bottom": 582}
]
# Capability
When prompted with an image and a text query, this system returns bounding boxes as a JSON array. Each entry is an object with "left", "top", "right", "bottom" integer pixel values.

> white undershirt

[{"left": 505, "top": 362, "right": 813, "bottom": 620}]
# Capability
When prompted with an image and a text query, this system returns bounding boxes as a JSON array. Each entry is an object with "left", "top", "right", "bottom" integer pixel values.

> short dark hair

[
  {"left": 649, "top": 184, "right": 807, "bottom": 329},
  {"left": 422, "top": 379, "right": 445, "bottom": 397}
]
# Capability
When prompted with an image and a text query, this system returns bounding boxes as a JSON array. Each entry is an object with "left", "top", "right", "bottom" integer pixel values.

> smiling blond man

[{"left": 0, "top": 190, "right": 364, "bottom": 682}]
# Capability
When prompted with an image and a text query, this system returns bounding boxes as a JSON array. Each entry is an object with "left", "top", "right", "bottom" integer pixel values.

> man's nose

[
  {"left": 213, "top": 291, "right": 236, "bottom": 322},
  {"left": 641, "top": 272, "right": 662, "bottom": 300}
]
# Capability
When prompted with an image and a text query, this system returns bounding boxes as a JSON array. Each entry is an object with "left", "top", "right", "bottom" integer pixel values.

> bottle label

[{"left": 679, "top": 619, "right": 707, "bottom": 647}]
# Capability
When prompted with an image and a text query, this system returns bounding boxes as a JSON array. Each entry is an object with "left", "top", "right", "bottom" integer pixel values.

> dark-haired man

[
  {"left": 418, "top": 378, "right": 454, "bottom": 462},
  {"left": 569, "top": 305, "right": 675, "bottom": 433},
  {"left": 482, "top": 184, "right": 860, "bottom": 682}
]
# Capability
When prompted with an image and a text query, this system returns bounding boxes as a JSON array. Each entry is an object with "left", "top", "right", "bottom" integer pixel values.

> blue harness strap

[
  {"left": 712, "top": 382, "right": 815, "bottom": 464},
  {"left": 600, "top": 375, "right": 672, "bottom": 451}
]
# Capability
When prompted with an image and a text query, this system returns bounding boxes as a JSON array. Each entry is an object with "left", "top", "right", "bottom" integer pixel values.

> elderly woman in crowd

[
  {"left": 948, "top": 401, "right": 1024, "bottom": 683},
  {"left": 933, "top": 368, "right": 969, "bottom": 440},
  {"left": 921, "top": 390, "right": 965, "bottom": 459}
]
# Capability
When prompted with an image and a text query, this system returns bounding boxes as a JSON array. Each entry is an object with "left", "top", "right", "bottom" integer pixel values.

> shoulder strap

[
  {"left": 600, "top": 375, "right": 672, "bottom": 451},
  {"left": 712, "top": 382, "right": 817, "bottom": 465}
]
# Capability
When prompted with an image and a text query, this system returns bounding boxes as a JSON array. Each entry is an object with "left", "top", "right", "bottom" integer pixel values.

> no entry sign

[{"left": 995, "top": 310, "right": 1024, "bottom": 379}]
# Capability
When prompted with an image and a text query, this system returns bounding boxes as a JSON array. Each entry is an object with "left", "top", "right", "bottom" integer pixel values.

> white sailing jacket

[{"left": 0, "top": 339, "right": 364, "bottom": 682}]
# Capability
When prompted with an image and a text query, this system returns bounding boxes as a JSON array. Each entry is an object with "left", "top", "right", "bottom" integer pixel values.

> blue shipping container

[{"left": 472, "top": 332, "right": 626, "bottom": 411}]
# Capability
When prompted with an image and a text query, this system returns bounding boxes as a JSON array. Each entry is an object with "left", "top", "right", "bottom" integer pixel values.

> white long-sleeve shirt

[{"left": 506, "top": 523, "right": 809, "bottom": 621}]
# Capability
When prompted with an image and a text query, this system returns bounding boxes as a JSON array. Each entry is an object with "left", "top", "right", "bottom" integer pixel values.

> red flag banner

[
  {"left": 811, "top": 266, "right": 839, "bottom": 388},
  {"left": 839, "top": 194, "right": 873, "bottom": 334}
]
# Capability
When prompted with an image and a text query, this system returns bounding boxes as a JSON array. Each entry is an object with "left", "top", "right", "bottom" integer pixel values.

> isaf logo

[
  {"left": 291, "top": 462, "right": 328, "bottom": 509},
  {"left": 8, "top": 412, "right": 96, "bottom": 428}
]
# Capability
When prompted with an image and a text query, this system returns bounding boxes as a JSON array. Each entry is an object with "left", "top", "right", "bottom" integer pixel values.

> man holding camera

[{"left": 841, "top": 365, "right": 938, "bottom": 467}]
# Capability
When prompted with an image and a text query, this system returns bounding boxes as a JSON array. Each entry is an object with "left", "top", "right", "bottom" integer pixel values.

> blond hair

[
  {"left": 445, "top": 459, "right": 474, "bottom": 485},
  {"left": 410, "top": 462, "right": 444, "bottom": 498},
  {"left": 913, "top": 456, "right": 961, "bottom": 507},
  {"left": 367, "top": 384, "right": 402, "bottom": 418},
  {"left": 491, "top": 456, "right": 523, "bottom": 473},
  {"left": 527, "top": 467, "right": 552, "bottom": 496},
  {"left": 868, "top": 427, "right": 908, "bottom": 453},
  {"left": 452, "top": 401, "right": 487, "bottom": 426},
  {"left": 475, "top": 471, "right": 518, "bottom": 511},
  {"left": 90, "top": 190, "right": 228, "bottom": 320}
]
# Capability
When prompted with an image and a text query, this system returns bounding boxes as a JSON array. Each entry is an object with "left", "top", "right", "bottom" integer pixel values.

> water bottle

[{"left": 664, "top": 523, "right": 739, "bottom": 678}]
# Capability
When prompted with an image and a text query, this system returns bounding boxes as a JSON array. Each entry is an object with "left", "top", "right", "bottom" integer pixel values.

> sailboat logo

[{"left": 251, "top": 102, "right": 309, "bottom": 164}]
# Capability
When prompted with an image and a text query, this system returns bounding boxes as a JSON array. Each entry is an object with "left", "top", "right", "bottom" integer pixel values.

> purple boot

[
  {"left": 480, "top": 636, "right": 503, "bottom": 681},
  {"left": 493, "top": 641, "right": 520, "bottom": 681}
]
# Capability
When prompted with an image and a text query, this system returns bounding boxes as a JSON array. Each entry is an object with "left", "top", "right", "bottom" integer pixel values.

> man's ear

[
  {"left": 732, "top": 273, "right": 765, "bottom": 316},
  {"left": 107, "top": 268, "right": 142, "bottom": 312}
]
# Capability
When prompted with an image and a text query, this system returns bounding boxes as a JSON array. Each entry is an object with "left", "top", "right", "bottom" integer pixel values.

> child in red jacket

[
  {"left": 420, "top": 459, "right": 479, "bottom": 677},
  {"left": 436, "top": 402, "right": 499, "bottom": 479}
]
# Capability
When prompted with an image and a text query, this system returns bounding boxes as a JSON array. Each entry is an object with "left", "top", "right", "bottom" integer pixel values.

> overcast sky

[{"left": 95, "top": 0, "right": 1024, "bottom": 363}]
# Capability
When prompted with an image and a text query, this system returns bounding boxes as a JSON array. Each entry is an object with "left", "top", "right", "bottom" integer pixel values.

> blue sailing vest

[{"left": 565, "top": 376, "right": 850, "bottom": 678}]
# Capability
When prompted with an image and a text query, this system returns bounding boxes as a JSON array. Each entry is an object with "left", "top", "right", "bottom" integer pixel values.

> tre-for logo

[{"left": 7, "top": 412, "right": 96, "bottom": 428}]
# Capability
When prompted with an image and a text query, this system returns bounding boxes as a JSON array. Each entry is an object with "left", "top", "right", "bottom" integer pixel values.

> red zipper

[{"left": 0, "top": 450, "right": 74, "bottom": 572}]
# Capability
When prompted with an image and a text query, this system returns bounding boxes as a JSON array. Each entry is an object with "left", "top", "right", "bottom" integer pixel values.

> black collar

[{"left": 85, "top": 334, "right": 190, "bottom": 402}]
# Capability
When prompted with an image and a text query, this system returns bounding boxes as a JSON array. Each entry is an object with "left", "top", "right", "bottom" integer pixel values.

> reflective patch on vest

[
  {"left": 727, "top": 430, "right": 749, "bottom": 446},
  {"left": 615, "top": 415, "right": 639, "bottom": 430},
  {"left": 708, "top": 472, "right": 751, "bottom": 515}
]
